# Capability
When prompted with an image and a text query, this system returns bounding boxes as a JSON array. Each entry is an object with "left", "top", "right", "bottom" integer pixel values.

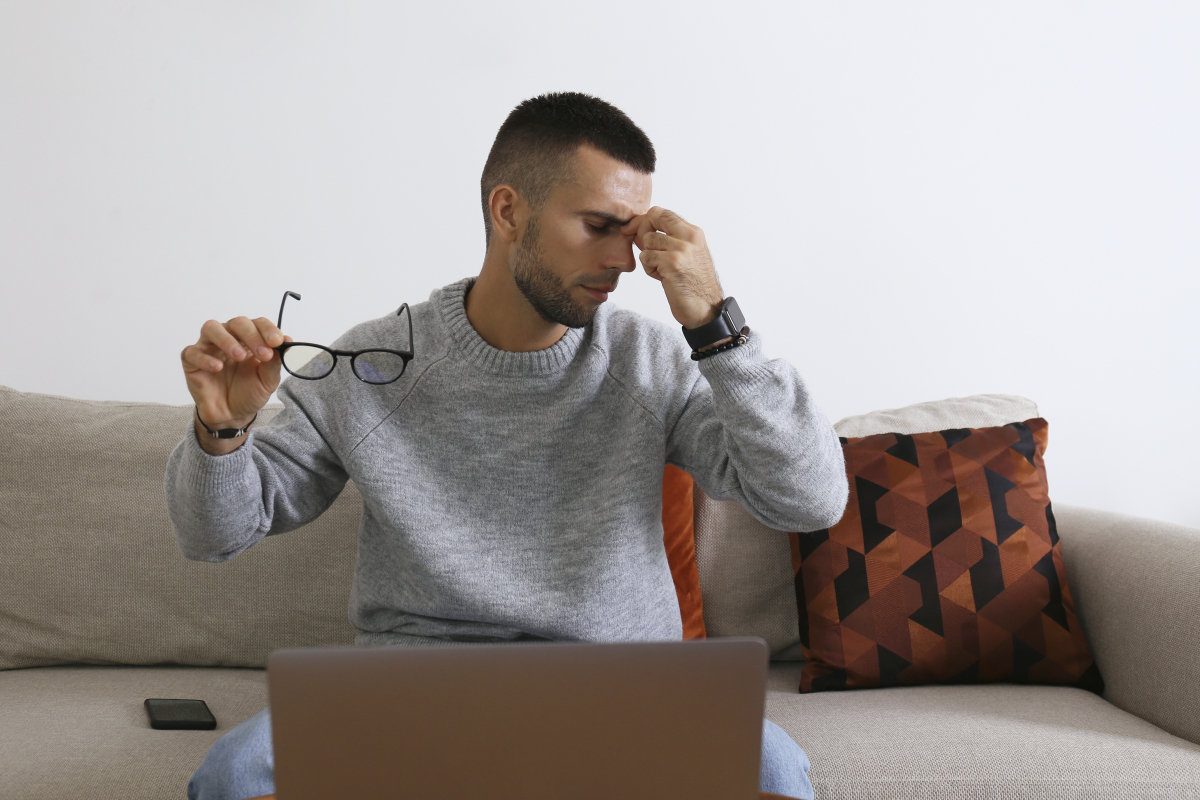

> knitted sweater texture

[{"left": 165, "top": 276, "right": 847, "bottom": 647}]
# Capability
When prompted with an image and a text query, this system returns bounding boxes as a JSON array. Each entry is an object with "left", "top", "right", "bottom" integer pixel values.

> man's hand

[
  {"left": 180, "top": 316, "right": 292, "bottom": 453},
  {"left": 621, "top": 207, "right": 725, "bottom": 330}
]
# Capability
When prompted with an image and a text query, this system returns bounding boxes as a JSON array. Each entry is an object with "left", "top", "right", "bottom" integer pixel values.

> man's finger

[
  {"left": 639, "top": 248, "right": 680, "bottom": 280},
  {"left": 620, "top": 213, "right": 647, "bottom": 241},
  {"left": 227, "top": 316, "right": 273, "bottom": 362},
  {"left": 636, "top": 229, "right": 686, "bottom": 253},
  {"left": 181, "top": 344, "right": 225, "bottom": 373},
  {"left": 643, "top": 206, "right": 696, "bottom": 241},
  {"left": 252, "top": 316, "right": 285, "bottom": 351},
  {"left": 200, "top": 319, "right": 250, "bottom": 362},
  {"left": 632, "top": 214, "right": 662, "bottom": 251}
]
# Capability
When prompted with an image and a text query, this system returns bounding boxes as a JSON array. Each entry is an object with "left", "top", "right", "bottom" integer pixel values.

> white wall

[{"left": 2, "top": 2, "right": 1197, "bottom": 527}]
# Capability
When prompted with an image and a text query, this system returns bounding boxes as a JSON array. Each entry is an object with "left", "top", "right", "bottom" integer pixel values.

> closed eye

[{"left": 587, "top": 223, "right": 608, "bottom": 233}]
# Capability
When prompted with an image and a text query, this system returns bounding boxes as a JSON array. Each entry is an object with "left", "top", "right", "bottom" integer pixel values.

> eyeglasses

[{"left": 274, "top": 291, "right": 413, "bottom": 385}]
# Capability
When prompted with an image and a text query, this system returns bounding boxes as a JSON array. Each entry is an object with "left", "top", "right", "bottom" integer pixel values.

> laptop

[{"left": 267, "top": 637, "right": 769, "bottom": 799}]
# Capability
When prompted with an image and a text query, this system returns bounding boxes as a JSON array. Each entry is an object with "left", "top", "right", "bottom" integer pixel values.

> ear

[{"left": 488, "top": 185, "right": 528, "bottom": 245}]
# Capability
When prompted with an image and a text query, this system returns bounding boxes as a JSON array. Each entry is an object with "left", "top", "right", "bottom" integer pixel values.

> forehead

[{"left": 554, "top": 144, "right": 652, "bottom": 217}]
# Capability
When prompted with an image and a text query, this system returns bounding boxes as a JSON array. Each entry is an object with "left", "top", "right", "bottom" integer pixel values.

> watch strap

[
  {"left": 196, "top": 409, "right": 257, "bottom": 439},
  {"left": 682, "top": 296, "right": 746, "bottom": 350}
]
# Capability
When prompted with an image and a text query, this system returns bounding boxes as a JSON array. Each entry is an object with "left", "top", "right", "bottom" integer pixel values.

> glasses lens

[
  {"left": 352, "top": 351, "right": 407, "bottom": 384},
  {"left": 282, "top": 345, "right": 335, "bottom": 379}
]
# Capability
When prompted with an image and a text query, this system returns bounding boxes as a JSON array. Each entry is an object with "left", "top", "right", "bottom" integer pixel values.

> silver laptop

[{"left": 267, "top": 637, "right": 769, "bottom": 800}]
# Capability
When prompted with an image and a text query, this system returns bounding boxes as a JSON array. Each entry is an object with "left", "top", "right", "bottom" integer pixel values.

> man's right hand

[{"left": 180, "top": 316, "right": 292, "bottom": 454}]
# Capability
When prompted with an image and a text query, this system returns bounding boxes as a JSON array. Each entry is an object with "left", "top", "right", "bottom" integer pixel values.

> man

[{"left": 169, "top": 91, "right": 847, "bottom": 800}]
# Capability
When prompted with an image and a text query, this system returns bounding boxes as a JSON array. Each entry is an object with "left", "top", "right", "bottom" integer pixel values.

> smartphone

[{"left": 144, "top": 698, "right": 217, "bottom": 730}]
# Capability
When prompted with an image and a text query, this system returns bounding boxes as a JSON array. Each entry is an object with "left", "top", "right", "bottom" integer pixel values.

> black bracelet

[
  {"left": 691, "top": 334, "right": 748, "bottom": 361},
  {"left": 196, "top": 408, "right": 258, "bottom": 439}
]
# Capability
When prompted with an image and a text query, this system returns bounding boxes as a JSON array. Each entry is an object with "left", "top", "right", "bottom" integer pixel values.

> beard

[{"left": 512, "top": 214, "right": 597, "bottom": 329}]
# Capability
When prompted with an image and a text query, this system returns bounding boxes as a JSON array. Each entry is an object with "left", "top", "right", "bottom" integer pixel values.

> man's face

[{"left": 512, "top": 144, "right": 652, "bottom": 328}]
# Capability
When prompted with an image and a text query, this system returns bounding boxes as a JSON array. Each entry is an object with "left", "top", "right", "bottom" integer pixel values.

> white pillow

[{"left": 834, "top": 393, "right": 1038, "bottom": 438}]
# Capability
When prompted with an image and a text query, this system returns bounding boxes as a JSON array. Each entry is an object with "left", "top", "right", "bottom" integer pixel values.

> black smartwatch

[{"left": 682, "top": 297, "right": 747, "bottom": 351}]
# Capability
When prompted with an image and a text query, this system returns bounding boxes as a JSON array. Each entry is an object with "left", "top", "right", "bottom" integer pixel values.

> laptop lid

[{"left": 267, "top": 637, "right": 768, "bottom": 800}]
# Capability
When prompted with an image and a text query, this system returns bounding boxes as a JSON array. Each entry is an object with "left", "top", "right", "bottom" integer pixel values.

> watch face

[{"left": 722, "top": 297, "right": 745, "bottom": 332}]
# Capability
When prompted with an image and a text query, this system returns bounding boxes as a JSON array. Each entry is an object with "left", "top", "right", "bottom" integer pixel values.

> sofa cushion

[
  {"left": 693, "top": 485, "right": 803, "bottom": 658},
  {"left": 834, "top": 393, "right": 1041, "bottom": 439},
  {"left": 8, "top": 663, "right": 1198, "bottom": 800},
  {"left": 0, "top": 386, "right": 709, "bottom": 668},
  {"left": 765, "top": 663, "right": 1200, "bottom": 799},
  {"left": 1054, "top": 503, "right": 1200, "bottom": 748},
  {"left": 0, "top": 386, "right": 361, "bottom": 669},
  {"left": 793, "top": 418, "right": 1102, "bottom": 694},
  {"left": 694, "top": 394, "right": 1039, "bottom": 661},
  {"left": 0, "top": 665, "right": 269, "bottom": 800}
]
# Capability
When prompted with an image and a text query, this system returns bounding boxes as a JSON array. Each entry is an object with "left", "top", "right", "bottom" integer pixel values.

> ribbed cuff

[
  {"left": 695, "top": 329, "right": 776, "bottom": 401},
  {"left": 183, "top": 422, "right": 258, "bottom": 492}
]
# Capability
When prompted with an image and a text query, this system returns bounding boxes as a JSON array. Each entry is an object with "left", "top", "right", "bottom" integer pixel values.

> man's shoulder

[
  {"left": 599, "top": 305, "right": 683, "bottom": 350},
  {"left": 329, "top": 295, "right": 438, "bottom": 352},
  {"left": 594, "top": 305, "right": 698, "bottom": 390}
]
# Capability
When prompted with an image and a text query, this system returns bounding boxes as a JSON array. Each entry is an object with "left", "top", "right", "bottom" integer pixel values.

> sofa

[{"left": 2, "top": 383, "right": 1199, "bottom": 800}]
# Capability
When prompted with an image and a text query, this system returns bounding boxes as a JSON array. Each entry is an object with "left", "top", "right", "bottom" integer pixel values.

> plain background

[{"left": 2, "top": 2, "right": 1197, "bottom": 527}]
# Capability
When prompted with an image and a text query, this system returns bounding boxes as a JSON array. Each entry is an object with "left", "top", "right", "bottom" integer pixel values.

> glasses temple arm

[
  {"left": 397, "top": 303, "right": 413, "bottom": 354},
  {"left": 278, "top": 291, "right": 301, "bottom": 331}
]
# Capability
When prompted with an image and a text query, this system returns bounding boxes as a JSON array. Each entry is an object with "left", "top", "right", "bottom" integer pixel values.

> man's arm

[
  {"left": 166, "top": 383, "right": 351, "bottom": 561},
  {"left": 622, "top": 206, "right": 848, "bottom": 531},
  {"left": 665, "top": 331, "right": 848, "bottom": 532},
  {"left": 167, "top": 312, "right": 348, "bottom": 561}
]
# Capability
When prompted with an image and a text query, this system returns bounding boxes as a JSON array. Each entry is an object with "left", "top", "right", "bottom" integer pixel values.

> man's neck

[{"left": 464, "top": 257, "right": 568, "bottom": 353}]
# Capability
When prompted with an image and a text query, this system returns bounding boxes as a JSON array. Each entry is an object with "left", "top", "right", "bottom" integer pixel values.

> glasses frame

[{"left": 273, "top": 291, "right": 414, "bottom": 385}]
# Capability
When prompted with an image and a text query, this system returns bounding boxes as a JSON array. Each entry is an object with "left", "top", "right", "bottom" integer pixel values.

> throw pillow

[
  {"left": 663, "top": 464, "right": 706, "bottom": 639},
  {"left": 791, "top": 418, "right": 1103, "bottom": 694}
]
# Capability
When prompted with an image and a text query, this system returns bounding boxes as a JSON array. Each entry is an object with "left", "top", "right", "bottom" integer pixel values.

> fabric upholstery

[
  {"left": 0, "top": 386, "right": 709, "bottom": 669},
  {"left": 0, "top": 665, "right": 269, "bottom": 800},
  {"left": 0, "top": 387, "right": 360, "bottom": 669},
  {"left": 693, "top": 394, "right": 1041, "bottom": 662},
  {"left": 766, "top": 662, "right": 1200, "bottom": 799},
  {"left": 1054, "top": 503, "right": 1200, "bottom": 747},
  {"left": 833, "top": 393, "right": 1041, "bottom": 439},
  {"left": 6, "top": 385, "right": 1200, "bottom": 800},
  {"left": 7, "top": 663, "right": 1198, "bottom": 800},
  {"left": 693, "top": 483, "right": 802, "bottom": 657},
  {"left": 793, "top": 419, "right": 1101, "bottom": 694}
]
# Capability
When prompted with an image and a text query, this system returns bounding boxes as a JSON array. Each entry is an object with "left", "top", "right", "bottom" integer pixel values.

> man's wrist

[
  {"left": 697, "top": 335, "right": 734, "bottom": 352},
  {"left": 193, "top": 416, "right": 251, "bottom": 455},
  {"left": 207, "top": 415, "right": 257, "bottom": 430},
  {"left": 196, "top": 408, "right": 257, "bottom": 436},
  {"left": 679, "top": 298, "right": 725, "bottom": 331},
  {"left": 682, "top": 297, "right": 746, "bottom": 353}
]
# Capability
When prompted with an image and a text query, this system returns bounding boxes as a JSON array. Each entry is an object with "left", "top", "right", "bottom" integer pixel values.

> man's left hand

[{"left": 622, "top": 207, "right": 725, "bottom": 330}]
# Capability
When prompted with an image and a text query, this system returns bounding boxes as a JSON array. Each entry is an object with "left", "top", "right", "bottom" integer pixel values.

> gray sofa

[{"left": 2, "top": 384, "right": 1199, "bottom": 799}]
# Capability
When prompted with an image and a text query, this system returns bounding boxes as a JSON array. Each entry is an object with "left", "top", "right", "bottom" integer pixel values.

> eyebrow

[{"left": 577, "top": 209, "right": 635, "bottom": 227}]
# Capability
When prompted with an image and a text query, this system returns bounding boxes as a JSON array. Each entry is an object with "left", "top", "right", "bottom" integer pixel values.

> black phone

[{"left": 144, "top": 698, "right": 217, "bottom": 730}]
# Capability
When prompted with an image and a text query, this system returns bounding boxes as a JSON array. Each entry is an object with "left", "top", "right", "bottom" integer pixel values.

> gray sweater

[{"left": 165, "top": 276, "right": 848, "bottom": 647}]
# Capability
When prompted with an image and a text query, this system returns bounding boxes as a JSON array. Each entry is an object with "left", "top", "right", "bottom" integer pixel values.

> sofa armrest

[{"left": 1055, "top": 503, "right": 1200, "bottom": 745}]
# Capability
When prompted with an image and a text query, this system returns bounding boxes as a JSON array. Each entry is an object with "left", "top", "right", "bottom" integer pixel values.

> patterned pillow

[{"left": 791, "top": 418, "right": 1102, "bottom": 694}]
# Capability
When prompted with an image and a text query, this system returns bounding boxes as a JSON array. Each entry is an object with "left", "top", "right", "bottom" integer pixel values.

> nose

[{"left": 611, "top": 234, "right": 638, "bottom": 273}]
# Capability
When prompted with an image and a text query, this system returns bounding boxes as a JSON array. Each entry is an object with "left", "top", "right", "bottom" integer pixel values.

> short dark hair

[{"left": 480, "top": 92, "right": 656, "bottom": 246}]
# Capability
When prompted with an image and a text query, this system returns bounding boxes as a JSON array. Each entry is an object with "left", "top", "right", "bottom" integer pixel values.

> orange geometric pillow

[
  {"left": 790, "top": 419, "right": 1101, "bottom": 693},
  {"left": 663, "top": 464, "right": 705, "bottom": 639}
]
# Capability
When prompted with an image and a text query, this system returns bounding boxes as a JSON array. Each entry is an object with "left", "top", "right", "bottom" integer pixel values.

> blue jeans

[{"left": 187, "top": 707, "right": 813, "bottom": 799}]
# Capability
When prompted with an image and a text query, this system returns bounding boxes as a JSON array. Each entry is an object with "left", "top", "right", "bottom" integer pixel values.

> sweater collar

[{"left": 434, "top": 276, "right": 588, "bottom": 377}]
